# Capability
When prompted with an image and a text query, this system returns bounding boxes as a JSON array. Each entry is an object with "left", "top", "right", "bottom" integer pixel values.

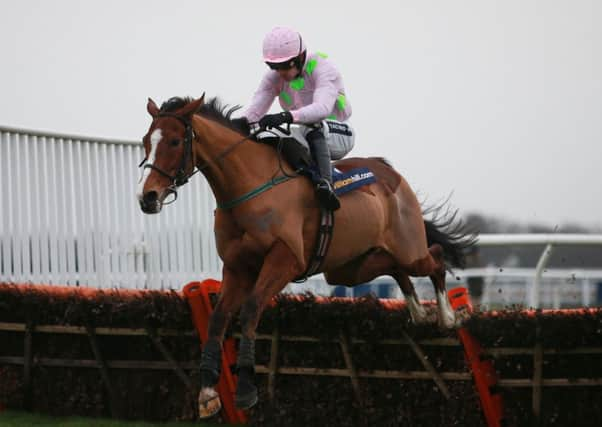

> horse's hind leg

[
  {"left": 427, "top": 244, "right": 456, "bottom": 328},
  {"left": 391, "top": 270, "right": 430, "bottom": 324},
  {"left": 390, "top": 243, "right": 456, "bottom": 328}
]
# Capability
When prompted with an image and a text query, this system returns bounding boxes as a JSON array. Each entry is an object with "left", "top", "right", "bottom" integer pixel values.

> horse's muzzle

[{"left": 139, "top": 191, "right": 162, "bottom": 214}]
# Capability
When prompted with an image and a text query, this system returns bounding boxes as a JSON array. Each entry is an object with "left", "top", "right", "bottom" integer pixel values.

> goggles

[{"left": 265, "top": 59, "right": 296, "bottom": 70}]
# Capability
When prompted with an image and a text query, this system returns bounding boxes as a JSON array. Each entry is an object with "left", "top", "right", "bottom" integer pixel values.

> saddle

[{"left": 255, "top": 128, "right": 376, "bottom": 195}]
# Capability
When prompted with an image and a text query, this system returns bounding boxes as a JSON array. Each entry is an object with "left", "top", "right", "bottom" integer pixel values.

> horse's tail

[{"left": 423, "top": 203, "right": 477, "bottom": 270}]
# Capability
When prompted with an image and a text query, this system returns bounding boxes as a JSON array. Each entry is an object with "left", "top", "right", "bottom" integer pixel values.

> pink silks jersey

[{"left": 244, "top": 52, "right": 352, "bottom": 124}]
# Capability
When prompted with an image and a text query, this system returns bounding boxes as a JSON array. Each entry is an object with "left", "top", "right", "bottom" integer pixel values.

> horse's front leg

[
  {"left": 198, "top": 266, "right": 254, "bottom": 419},
  {"left": 235, "top": 241, "right": 303, "bottom": 410}
]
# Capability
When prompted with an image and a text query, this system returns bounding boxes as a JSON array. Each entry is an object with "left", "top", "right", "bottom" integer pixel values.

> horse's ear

[
  {"left": 178, "top": 94, "right": 205, "bottom": 118},
  {"left": 147, "top": 98, "right": 159, "bottom": 117}
]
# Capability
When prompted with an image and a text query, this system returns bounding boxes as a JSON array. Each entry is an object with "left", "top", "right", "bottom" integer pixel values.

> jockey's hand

[{"left": 258, "top": 112, "right": 293, "bottom": 129}]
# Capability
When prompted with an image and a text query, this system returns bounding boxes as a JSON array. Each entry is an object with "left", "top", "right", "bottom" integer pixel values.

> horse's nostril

[{"left": 143, "top": 191, "right": 158, "bottom": 205}]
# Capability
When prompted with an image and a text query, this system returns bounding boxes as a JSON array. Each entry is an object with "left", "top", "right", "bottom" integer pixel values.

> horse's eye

[{"left": 170, "top": 139, "right": 181, "bottom": 147}]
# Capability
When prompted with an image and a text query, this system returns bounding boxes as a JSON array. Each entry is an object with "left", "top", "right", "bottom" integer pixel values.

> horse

[{"left": 136, "top": 94, "right": 475, "bottom": 418}]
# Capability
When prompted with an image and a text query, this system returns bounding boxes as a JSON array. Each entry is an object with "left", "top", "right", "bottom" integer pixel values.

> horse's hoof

[
  {"left": 411, "top": 315, "right": 430, "bottom": 325},
  {"left": 411, "top": 306, "right": 438, "bottom": 325},
  {"left": 198, "top": 387, "right": 221, "bottom": 419},
  {"left": 235, "top": 388, "right": 258, "bottom": 410},
  {"left": 438, "top": 313, "right": 457, "bottom": 329}
]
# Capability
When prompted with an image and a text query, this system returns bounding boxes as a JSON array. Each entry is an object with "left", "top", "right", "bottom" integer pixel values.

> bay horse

[{"left": 137, "top": 95, "right": 475, "bottom": 418}]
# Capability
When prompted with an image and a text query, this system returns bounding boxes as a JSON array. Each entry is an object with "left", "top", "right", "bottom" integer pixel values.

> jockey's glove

[{"left": 259, "top": 111, "right": 293, "bottom": 129}]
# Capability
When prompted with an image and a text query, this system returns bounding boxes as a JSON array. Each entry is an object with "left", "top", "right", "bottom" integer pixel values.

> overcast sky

[{"left": 1, "top": 0, "right": 601, "bottom": 230}]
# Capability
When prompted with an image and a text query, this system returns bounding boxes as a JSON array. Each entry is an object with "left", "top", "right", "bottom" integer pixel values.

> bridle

[
  {"left": 138, "top": 111, "right": 261, "bottom": 204},
  {"left": 138, "top": 112, "right": 197, "bottom": 204}
]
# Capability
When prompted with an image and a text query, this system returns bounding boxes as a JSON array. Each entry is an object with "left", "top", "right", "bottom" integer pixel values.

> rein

[{"left": 139, "top": 113, "right": 298, "bottom": 208}]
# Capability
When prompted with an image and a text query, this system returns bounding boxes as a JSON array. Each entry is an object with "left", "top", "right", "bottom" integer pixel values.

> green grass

[{"left": 0, "top": 410, "right": 223, "bottom": 427}]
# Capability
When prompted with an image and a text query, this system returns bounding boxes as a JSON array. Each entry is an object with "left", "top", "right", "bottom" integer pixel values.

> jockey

[{"left": 243, "top": 26, "right": 354, "bottom": 211}]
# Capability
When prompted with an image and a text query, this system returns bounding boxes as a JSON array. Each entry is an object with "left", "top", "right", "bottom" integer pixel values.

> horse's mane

[{"left": 160, "top": 96, "right": 251, "bottom": 136}]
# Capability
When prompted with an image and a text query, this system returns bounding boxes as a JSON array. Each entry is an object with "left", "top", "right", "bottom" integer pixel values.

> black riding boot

[{"left": 306, "top": 128, "right": 340, "bottom": 211}]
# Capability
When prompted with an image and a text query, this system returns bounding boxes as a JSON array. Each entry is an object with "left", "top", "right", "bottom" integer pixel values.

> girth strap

[{"left": 294, "top": 207, "right": 335, "bottom": 282}]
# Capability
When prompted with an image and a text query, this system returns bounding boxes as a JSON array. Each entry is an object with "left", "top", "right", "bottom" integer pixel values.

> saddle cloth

[{"left": 332, "top": 167, "right": 376, "bottom": 196}]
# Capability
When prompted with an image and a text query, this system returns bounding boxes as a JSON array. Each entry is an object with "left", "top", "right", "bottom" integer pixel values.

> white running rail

[
  {"left": 0, "top": 125, "right": 221, "bottom": 290},
  {"left": 475, "top": 234, "right": 602, "bottom": 308}
]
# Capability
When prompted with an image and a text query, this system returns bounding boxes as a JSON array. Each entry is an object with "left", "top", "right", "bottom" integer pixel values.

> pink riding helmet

[{"left": 262, "top": 26, "right": 306, "bottom": 63}]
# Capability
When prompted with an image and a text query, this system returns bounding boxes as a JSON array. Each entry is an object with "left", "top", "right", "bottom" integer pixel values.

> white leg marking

[
  {"left": 436, "top": 289, "right": 456, "bottom": 329},
  {"left": 136, "top": 129, "right": 162, "bottom": 200},
  {"left": 406, "top": 293, "right": 428, "bottom": 324},
  {"left": 198, "top": 386, "right": 221, "bottom": 419}
]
